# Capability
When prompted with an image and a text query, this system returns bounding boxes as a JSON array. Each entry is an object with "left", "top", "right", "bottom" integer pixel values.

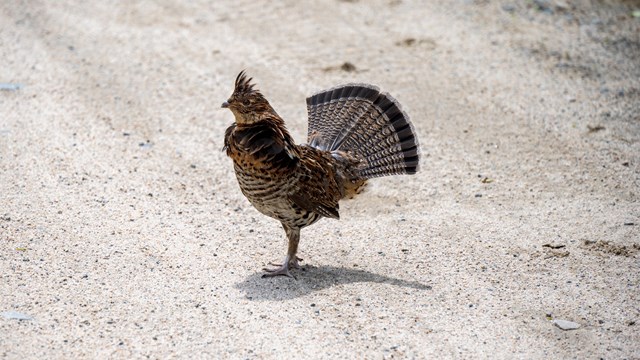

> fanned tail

[{"left": 306, "top": 84, "right": 420, "bottom": 179}]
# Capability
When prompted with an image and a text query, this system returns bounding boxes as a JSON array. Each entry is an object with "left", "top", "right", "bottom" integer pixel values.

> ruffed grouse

[{"left": 223, "top": 71, "right": 419, "bottom": 278}]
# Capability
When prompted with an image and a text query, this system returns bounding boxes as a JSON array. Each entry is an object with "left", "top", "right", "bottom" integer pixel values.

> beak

[{"left": 221, "top": 101, "right": 229, "bottom": 108}]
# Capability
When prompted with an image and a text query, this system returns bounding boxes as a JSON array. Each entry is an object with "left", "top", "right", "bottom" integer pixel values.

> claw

[
  {"left": 290, "top": 256, "right": 303, "bottom": 269},
  {"left": 262, "top": 265, "right": 295, "bottom": 279},
  {"left": 261, "top": 256, "right": 303, "bottom": 278}
]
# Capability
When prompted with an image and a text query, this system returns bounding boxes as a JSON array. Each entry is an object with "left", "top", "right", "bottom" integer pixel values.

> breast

[
  {"left": 225, "top": 121, "right": 316, "bottom": 226},
  {"left": 232, "top": 160, "right": 298, "bottom": 221}
]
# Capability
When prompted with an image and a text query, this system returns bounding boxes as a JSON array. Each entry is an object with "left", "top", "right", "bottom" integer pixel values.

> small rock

[
  {"left": 0, "top": 83, "right": 23, "bottom": 91},
  {"left": 501, "top": 4, "right": 516, "bottom": 13},
  {"left": 587, "top": 125, "right": 605, "bottom": 133},
  {"left": 533, "top": 0, "right": 553, "bottom": 14},
  {"left": 542, "top": 243, "right": 565, "bottom": 249},
  {"left": 139, "top": 140, "right": 153, "bottom": 149},
  {"left": 398, "top": 38, "right": 416, "bottom": 46},
  {"left": 554, "top": 0, "right": 569, "bottom": 11},
  {"left": 552, "top": 319, "right": 580, "bottom": 330},
  {"left": 1, "top": 311, "right": 33, "bottom": 320},
  {"left": 340, "top": 62, "right": 356, "bottom": 72}
]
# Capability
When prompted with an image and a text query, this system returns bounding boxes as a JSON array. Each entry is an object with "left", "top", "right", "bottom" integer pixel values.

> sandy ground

[{"left": 1, "top": 0, "right": 639, "bottom": 358}]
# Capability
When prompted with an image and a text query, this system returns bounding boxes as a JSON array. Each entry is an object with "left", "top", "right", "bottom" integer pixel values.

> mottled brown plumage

[{"left": 223, "top": 71, "right": 419, "bottom": 277}]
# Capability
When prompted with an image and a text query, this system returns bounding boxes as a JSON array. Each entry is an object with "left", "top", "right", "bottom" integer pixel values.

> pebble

[
  {"left": 0, "top": 83, "right": 23, "bottom": 91},
  {"left": 1, "top": 311, "right": 33, "bottom": 320},
  {"left": 501, "top": 4, "right": 516, "bottom": 13},
  {"left": 552, "top": 319, "right": 580, "bottom": 330}
]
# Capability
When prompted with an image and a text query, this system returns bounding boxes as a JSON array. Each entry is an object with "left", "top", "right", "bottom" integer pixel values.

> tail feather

[{"left": 306, "top": 84, "right": 420, "bottom": 179}]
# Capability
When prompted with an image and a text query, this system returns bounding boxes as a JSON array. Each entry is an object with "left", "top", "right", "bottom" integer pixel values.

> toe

[{"left": 262, "top": 265, "right": 295, "bottom": 279}]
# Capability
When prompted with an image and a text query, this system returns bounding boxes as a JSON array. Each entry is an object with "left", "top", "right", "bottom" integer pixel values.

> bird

[{"left": 222, "top": 71, "right": 419, "bottom": 278}]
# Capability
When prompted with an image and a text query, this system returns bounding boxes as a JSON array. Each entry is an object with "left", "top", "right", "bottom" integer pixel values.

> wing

[
  {"left": 288, "top": 146, "right": 342, "bottom": 219},
  {"left": 227, "top": 121, "right": 298, "bottom": 169}
]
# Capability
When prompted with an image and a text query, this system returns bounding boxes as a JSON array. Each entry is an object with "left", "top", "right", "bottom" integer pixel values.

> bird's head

[{"left": 222, "top": 71, "right": 276, "bottom": 124}]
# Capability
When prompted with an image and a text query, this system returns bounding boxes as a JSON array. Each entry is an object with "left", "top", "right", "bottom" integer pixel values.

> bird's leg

[{"left": 263, "top": 225, "right": 302, "bottom": 278}]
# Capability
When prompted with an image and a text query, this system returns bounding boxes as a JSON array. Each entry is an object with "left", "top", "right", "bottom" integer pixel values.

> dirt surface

[{"left": 1, "top": 1, "right": 639, "bottom": 358}]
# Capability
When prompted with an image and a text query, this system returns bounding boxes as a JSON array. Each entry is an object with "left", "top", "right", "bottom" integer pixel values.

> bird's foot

[
  {"left": 262, "top": 257, "right": 303, "bottom": 278},
  {"left": 262, "top": 264, "right": 294, "bottom": 278}
]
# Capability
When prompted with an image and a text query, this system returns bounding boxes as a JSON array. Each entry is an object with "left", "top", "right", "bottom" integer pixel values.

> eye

[{"left": 242, "top": 99, "right": 251, "bottom": 106}]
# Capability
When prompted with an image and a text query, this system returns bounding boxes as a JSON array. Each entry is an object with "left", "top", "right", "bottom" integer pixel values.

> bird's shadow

[{"left": 235, "top": 265, "right": 432, "bottom": 301}]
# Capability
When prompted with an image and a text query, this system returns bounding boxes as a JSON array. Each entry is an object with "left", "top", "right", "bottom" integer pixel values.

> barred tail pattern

[{"left": 306, "top": 84, "right": 419, "bottom": 178}]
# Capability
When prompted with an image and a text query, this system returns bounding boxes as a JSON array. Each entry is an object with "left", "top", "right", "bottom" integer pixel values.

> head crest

[{"left": 234, "top": 70, "right": 257, "bottom": 95}]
